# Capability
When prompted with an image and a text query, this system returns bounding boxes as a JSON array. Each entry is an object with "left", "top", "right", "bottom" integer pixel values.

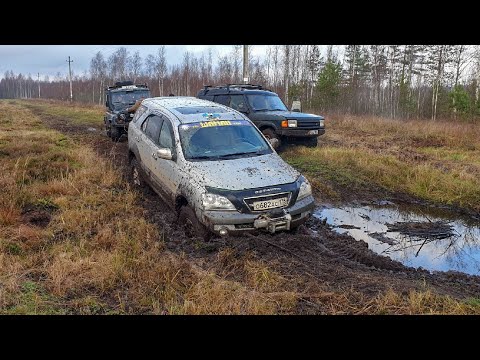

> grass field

[
  {"left": 1, "top": 99, "right": 480, "bottom": 314},
  {"left": 284, "top": 114, "right": 480, "bottom": 212},
  {"left": 0, "top": 100, "right": 296, "bottom": 314}
]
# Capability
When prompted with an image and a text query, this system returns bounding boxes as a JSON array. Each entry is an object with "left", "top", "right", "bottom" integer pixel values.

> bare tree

[
  {"left": 128, "top": 51, "right": 143, "bottom": 83},
  {"left": 155, "top": 46, "right": 167, "bottom": 96},
  {"left": 284, "top": 45, "right": 290, "bottom": 105},
  {"left": 108, "top": 47, "right": 129, "bottom": 81}
]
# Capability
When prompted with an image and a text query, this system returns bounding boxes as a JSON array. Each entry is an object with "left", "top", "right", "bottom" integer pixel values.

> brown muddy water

[{"left": 314, "top": 203, "right": 480, "bottom": 275}]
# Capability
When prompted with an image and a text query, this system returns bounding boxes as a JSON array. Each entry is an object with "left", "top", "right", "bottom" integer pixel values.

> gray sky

[{"left": 0, "top": 45, "right": 269, "bottom": 79}]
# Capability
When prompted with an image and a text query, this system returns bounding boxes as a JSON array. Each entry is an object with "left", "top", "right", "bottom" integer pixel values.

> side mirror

[{"left": 156, "top": 148, "right": 173, "bottom": 160}]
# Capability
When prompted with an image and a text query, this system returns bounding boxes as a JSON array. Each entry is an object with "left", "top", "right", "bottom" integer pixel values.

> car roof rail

[
  {"left": 202, "top": 84, "right": 273, "bottom": 93},
  {"left": 106, "top": 82, "right": 149, "bottom": 90},
  {"left": 227, "top": 84, "right": 263, "bottom": 90}
]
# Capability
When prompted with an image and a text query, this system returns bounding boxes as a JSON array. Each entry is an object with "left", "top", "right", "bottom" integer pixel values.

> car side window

[
  {"left": 141, "top": 116, "right": 149, "bottom": 132},
  {"left": 133, "top": 105, "right": 148, "bottom": 123},
  {"left": 144, "top": 115, "right": 163, "bottom": 144},
  {"left": 159, "top": 117, "right": 175, "bottom": 151},
  {"left": 229, "top": 95, "right": 248, "bottom": 112},
  {"left": 214, "top": 95, "right": 230, "bottom": 106}
]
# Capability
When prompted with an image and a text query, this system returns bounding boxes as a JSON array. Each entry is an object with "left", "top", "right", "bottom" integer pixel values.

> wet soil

[
  {"left": 21, "top": 208, "right": 52, "bottom": 228},
  {"left": 28, "top": 104, "right": 480, "bottom": 312}
]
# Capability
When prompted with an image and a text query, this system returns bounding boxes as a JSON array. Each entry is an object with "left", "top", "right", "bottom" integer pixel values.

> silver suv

[{"left": 128, "top": 97, "right": 315, "bottom": 240}]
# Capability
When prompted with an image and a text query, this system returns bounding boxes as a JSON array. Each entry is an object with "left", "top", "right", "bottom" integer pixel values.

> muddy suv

[
  {"left": 127, "top": 97, "right": 315, "bottom": 239},
  {"left": 197, "top": 84, "right": 325, "bottom": 149},
  {"left": 104, "top": 81, "right": 150, "bottom": 141}
]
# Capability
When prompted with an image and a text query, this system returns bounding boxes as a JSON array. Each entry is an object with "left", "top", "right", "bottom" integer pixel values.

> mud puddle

[{"left": 314, "top": 203, "right": 480, "bottom": 275}]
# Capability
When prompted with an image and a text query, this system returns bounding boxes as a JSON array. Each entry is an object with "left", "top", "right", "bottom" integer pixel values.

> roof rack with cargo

[{"left": 107, "top": 81, "right": 149, "bottom": 91}]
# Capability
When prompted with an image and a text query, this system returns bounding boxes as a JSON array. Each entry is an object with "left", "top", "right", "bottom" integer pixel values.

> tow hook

[{"left": 254, "top": 209, "right": 292, "bottom": 233}]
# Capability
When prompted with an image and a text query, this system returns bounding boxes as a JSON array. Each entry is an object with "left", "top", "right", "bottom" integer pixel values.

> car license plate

[
  {"left": 253, "top": 197, "right": 288, "bottom": 211},
  {"left": 308, "top": 130, "right": 318, "bottom": 135}
]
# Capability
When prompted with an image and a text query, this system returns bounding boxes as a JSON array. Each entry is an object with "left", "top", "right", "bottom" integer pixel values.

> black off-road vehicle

[
  {"left": 197, "top": 84, "right": 325, "bottom": 149},
  {"left": 104, "top": 80, "right": 150, "bottom": 141}
]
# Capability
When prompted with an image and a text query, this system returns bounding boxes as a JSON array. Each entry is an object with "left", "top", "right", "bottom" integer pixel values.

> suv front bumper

[
  {"left": 278, "top": 128, "right": 325, "bottom": 137},
  {"left": 201, "top": 195, "right": 315, "bottom": 235}
]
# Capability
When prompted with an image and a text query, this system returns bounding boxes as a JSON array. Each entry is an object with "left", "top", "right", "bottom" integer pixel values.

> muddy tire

[
  {"left": 105, "top": 121, "right": 112, "bottom": 137},
  {"left": 262, "top": 128, "right": 281, "bottom": 150},
  {"left": 304, "top": 137, "right": 318, "bottom": 148},
  {"left": 130, "top": 158, "right": 146, "bottom": 189},
  {"left": 111, "top": 126, "right": 122, "bottom": 142},
  {"left": 178, "top": 205, "right": 212, "bottom": 241}
]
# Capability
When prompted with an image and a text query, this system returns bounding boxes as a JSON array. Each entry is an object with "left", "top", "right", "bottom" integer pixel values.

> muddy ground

[{"left": 28, "top": 104, "right": 480, "bottom": 313}]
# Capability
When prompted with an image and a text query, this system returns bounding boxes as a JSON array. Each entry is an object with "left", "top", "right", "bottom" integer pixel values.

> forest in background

[{"left": 1, "top": 45, "right": 479, "bottom": 121}]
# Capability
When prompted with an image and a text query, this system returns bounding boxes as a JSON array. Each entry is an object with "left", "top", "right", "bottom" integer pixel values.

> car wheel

[
  {"left": 130, "top": 158, "right": 146, "bottom": 189},
  {"left": 262, "top": 128, "right": 281, "bottom": 150},
  {"left": 305, "top": 137, "right": 318, "bottom": 148},
  {"left": 111, "top": 126, "right": 121, "bottom": 141},
  {"left": 178, "top": 205, "right": 212, "bottom": 241}
]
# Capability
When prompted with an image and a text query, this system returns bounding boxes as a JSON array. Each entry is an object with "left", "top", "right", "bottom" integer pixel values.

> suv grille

[
  {"left": 243, "top": 192, "right": 292, "bottom": 212},
  {"left": 297, "top": 120, "right": 320, "bottom": 129}
]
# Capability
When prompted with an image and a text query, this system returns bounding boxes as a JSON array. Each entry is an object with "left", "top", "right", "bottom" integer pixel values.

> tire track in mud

[{"left": 28, "top": 104, "right": 480, "bottom": 305}]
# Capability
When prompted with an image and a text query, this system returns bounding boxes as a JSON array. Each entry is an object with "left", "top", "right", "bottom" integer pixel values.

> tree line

[{"left": 1, "top": 45, "right": 479, "bottom": 120}]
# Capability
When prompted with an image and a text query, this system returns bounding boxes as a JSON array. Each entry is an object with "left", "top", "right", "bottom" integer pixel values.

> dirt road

[{"left": 28, "top": 104, "right": 480, "bottom": 313}]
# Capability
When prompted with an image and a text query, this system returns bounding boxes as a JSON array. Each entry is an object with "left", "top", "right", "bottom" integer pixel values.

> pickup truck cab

[
  {"left": 128, "top": 97, "right": 315, "bottom": 240},
  {"left": 197, "top": 84, "right": 325, "bottom": 149}
]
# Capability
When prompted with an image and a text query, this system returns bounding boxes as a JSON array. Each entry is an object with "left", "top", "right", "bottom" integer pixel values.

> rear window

[{"left": 174, "top": 106, "right": 227, "bottom": 115}]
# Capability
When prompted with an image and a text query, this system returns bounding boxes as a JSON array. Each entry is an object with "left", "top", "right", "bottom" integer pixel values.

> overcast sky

[{"left": 0, "top": 45, "right": 270, "bottom": 79}]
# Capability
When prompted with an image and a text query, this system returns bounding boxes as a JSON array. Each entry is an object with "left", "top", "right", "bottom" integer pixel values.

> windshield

[
  {"left": 246, "top": 94, "right": 288, "bottom": 111},
  {"left": 111, "top": 90, "right": 150, "bottom": 110},
  {"left": 179, "top": 120, "right": 272, "bottom": 161}
]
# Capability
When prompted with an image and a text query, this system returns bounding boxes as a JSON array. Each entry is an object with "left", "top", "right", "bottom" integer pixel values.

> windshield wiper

[
  {"left": 189, "top": 155, "right": 221, "bottom": 160},
  {"left": 217, "top": 151, "right": 263, "bottom": 159}
]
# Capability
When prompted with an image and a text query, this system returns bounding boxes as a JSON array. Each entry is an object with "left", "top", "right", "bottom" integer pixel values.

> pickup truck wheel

[
  {"left": 130, "top": 158, "right": 146, "bottom": 189},
  {"left": 262, "top": 128, "right": 281, "bottom": 150},
  {"left": 110, "top": 126, "right": 121, "bottom": 142},
  {"left": 178, "top": 206, "right": 212, "bottom": 242}
]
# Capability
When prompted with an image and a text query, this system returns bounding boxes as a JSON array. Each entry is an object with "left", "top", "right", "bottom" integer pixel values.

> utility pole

[
  {"left": 37, "top": 73, "right": 41, "bottom": 98},
  {"left": 243, "top": 45, "right": 249, "bottom": 84},
  {"left": 67, "top": 56, "right": 73, "bottom": 101}
]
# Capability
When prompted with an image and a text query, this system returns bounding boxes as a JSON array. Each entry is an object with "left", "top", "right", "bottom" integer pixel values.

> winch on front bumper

[{"left": 253, "top": 209, "right": 292, "bottom": 233}]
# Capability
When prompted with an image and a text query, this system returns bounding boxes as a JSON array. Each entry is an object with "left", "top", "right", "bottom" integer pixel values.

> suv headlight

[
  {"left": 281, "top": 120, "right": 297, "bottom": 128},
  {"left": 297, "top": 179, "right": 312, "bottom": 200},
  {"left": 288, "top": 120, "right": 297, "bottom": 128},
  {"left": 319, "top": 119, "right": 325, "bottom": 127},
  {"left": 202, "top": 193, "right": 236, "bottom": 211}
]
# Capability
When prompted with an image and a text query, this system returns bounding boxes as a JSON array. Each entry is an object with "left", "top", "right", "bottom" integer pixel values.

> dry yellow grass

[
  {"left": 0, "top": 100, "right": 297, "bottom": 314},
  {"left": 284, "top": 114, "right": 480, "bottom": 211},
  {"left": 2, "top": 100, "right": 479, "bottom": 315}
]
